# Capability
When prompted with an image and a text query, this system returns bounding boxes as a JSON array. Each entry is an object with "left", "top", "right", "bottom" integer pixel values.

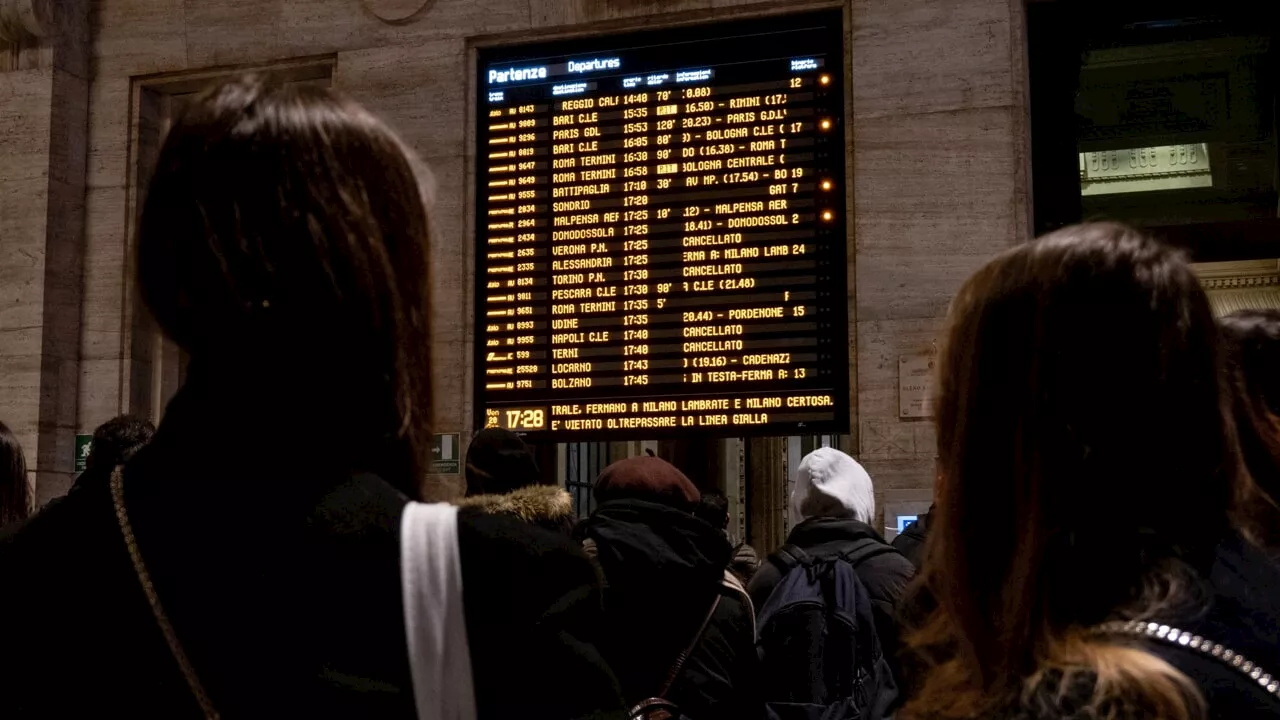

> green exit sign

[{"left": 74, "top": 434, "right": 93, "bottom": 473}]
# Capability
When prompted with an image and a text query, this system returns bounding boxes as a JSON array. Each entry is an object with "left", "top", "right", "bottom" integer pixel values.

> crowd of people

[{"left": 1, "top": 76, "right": 1279, "bottom": 719}]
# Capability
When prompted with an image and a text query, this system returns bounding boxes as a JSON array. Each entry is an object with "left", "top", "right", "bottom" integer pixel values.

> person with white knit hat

[
  {"left": 788, "top": 446, "right": 878, "bottom": 528},
  {"left": 749, "top": 447, "right": 916, "bottom": 692}
]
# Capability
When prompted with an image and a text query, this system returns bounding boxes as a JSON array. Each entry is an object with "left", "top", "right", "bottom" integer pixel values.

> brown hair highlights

[
  {"left": 1220, "top": 309, "right": 1280, "bottom": 549},
  {"left": 904, "top": 223, "right": 1238, "bottom": 719},
  {"left": 136, "top": 76, "right": 433, "bottom": 492}
]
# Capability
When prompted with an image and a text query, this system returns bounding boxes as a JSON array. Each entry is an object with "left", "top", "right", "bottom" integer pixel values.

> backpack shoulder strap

[
  {"left": 839, "top": 537, "right": 899, "bottom": 569},
  {"left": 773, "top": 543, "right": 811, "bottom": 570}
]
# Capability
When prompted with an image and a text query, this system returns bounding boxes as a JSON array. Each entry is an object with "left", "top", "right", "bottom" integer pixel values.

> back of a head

[
  {"left": 135, "top": 76, "right": 433, "bottom": 490},
  {"left": 464, "top": 427, "right": 543, "bottom": 496},
  {"left": 0, "top": 421, "right": 31, "bottom": 527},
  {"left": 1220, "top": 309, "right": 1280, "bottom": 545},
  {"left": 908, "top": 223, "right": 1235, "bottom": 719},
  {"left": 694, "top": 490, "right": 730, "bottom": 530},
  {"left": 790, "top": 447, "right": 875, "bottom": 526},
  {"left": 86, "top": 415, "right": 156, "bottom": 472},
  {"left": 594, "top": 456, "right": 700, "bottom": 512}
]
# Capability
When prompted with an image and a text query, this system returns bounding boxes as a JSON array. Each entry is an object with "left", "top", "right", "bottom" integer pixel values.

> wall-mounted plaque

[{"left": 898, "top": 354, "right": 935, "bottom": 419}]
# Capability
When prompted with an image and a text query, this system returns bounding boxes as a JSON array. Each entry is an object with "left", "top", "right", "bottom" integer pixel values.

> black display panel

[{"left": 475, "top": 11, "right": 848, "bottom": 440}]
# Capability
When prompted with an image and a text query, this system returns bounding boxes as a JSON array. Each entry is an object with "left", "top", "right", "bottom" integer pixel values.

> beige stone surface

[
  {"left": 90, "top": 0, "right": 186, "bottom": 77},
  {"left": 280, "top": 0, "right": 528, "bottom": 55},
  {"left": 84, "top": 77, "right": 129, "bottom": 189},
  {"left": 528, "top": 0, "right": 712, "bottom": 26},
  {"left": 850, "top": 0, "right": 1016, "bottom": 119},
  {"left": 184, "top": 0, "right": 285, "bottom": 67},
  {"left": 0, "top": 69, "right": 52, "bottom": 485},
  {"left": 334, "top": 40, "right": 467, "bottom": 156},
  {"left": 848, "top": 0, "right": 1026, "bottom": 497},
  {"left": 0, "top": 69, "right": 54, "bottom": 182},
  {"left": 855, "top": 318, "right": 942, "bottom": 420}
]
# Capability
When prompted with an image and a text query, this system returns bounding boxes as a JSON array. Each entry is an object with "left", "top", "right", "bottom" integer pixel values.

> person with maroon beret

[{"left": 576, "top": 456, "right": 762, "bottom": 720}]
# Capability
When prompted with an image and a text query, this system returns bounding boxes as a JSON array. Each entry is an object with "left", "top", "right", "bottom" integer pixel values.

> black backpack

[{"left": 756, "top": 540, "right": 899, "bottom": 720}]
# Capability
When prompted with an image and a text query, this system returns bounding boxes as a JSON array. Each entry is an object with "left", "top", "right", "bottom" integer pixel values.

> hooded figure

[
  {"left": 464, "top": 427, "right": 543, "bottom": 497},
  {"left": 748, "top": 448, "right": 915, "bottom": 682},
  {"left": 577, "top": 456, "right": 761, "bottom": 720},
  {"left": 461, "top": 428, "right": 575, "bottom": 536}
]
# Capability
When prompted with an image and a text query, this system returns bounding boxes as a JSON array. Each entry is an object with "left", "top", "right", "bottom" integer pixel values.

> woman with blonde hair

[{"left": 903, "top": 223, "right": 1280, "bottom": 719}]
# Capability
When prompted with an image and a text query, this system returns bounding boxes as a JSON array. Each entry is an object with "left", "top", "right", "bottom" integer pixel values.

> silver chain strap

[{"left": 1093, "top": 619, "right": 1280, "bottom": 699}]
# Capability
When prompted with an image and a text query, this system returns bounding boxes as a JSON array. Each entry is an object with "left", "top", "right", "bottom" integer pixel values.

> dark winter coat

[
  {"left": 890, "top": 508, "right": 931, "bottom": 570},
  {"left": 989, "top": 532, "right": 1280, "bottom": 719},
  {"left": 579, "top": 499, "right": 762, "bottom": 720},
  {"left": 0, "top": 376, "right": 624, "bottom": 719},
  {"left": 749, "top": 517, "right": 916, "bottom": 679},
  {"left": 456, "top": 483, "right": 577, "bottom": 537}
]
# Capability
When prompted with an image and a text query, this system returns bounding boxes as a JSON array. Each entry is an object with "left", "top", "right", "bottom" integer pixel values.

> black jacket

[
  {"left": 991, "top": 533, "right": 1280, "bottom": 719},
  {"left": 0, "top": 378, "right": 624, "bottom": 719},
  {"left": 749, "top": 517, "right": 916, "bottom": 677},
  {"left": 1150, "top": 532, "right": 1280, "bottom": 718},
  {"left": 890, "top": 509, "right": 931, "bottom": 570},
  {"left": 579, "top": 499, "right": 762, "bottom": 720}
]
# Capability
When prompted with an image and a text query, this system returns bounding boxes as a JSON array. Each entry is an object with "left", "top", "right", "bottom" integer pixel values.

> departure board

[{"left": 475, "top": 12, "right": 848, "bottom": 440}]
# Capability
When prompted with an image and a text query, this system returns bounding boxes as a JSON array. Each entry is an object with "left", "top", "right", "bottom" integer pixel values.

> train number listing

[{"left": 476, "top": 12, "right": 848, "bottom": 439}]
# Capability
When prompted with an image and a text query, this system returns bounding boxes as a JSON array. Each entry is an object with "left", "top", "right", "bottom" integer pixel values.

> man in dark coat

[
  {"left": 578, "top": 456, "right": 761, "bottom": 720},
  {"left": 891, "top": 504, "right": 933, "bottom": 570},
  {"left": 749, "top": 448, "right": 915, "bottom": 682}
]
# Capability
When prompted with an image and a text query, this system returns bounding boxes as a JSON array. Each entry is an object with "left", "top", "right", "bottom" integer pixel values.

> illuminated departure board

[{"left": 475, "top": 12, "right": 848, "bottom": 440}]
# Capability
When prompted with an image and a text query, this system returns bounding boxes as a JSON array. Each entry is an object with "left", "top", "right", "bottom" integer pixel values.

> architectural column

[
  {"left": 746, "top": 437, "right": 787, "bottom": 553},
  {"left": 0, "top": 0, "right": 90, "bottom": 502}
]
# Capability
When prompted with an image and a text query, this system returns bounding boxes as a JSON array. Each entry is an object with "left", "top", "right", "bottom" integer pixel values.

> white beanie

[{"left": 790, "top": 448, "right": 876, "bottom": 527}]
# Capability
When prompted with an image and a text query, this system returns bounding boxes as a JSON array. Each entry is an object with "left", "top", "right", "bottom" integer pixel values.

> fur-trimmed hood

[{"left": 456, "top": 484, "right": 576, "bottom": 536}]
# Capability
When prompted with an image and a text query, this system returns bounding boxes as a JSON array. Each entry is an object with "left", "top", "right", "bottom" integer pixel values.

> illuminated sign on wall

[{"left": 475, "top": 12, "right": 849, "bottom": 440}]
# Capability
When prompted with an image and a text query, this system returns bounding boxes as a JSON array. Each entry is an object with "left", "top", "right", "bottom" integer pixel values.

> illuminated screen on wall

[{"left": 474, "top": 12, "right": 848, "bottom": 440}]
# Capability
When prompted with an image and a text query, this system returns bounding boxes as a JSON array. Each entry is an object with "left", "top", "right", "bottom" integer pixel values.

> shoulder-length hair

[
  {"left": 1220, "top": 309, "right": 1280, "bottom": 549},
  {"left": 136, "top": 76, "right": 433, "bottom": 493},
  {"left": 904, "top": 223, "right": 1240, "bottom": 719}
]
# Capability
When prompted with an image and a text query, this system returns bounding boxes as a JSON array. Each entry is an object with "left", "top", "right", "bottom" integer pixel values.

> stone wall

[
  {"left": 850, "top": 0, "right": 1029, "bottom": 516},
  {"left": 0, "top": 0, "right": 1029, "bottom": 505},
  {"left": 1, "top": 0, "right": 90, "bottom": 503}
]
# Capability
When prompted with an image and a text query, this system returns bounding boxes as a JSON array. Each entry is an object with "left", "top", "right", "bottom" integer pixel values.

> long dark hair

[
  {"left": 1220, "top": 309, "right": 1280, "bottom": 549},
  {"left": 0, "top": 420, "right": 31, "bottom": 527},
  {"left": 136, "top": 76, "right": 433, "bottom": 493},
  {"left": 905, "top": 223, "right": 1240, "bottom": 719}
]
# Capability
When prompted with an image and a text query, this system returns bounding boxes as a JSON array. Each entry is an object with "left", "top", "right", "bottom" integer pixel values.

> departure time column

[{"left": 620, "top": 89, "right": 654, "bottom": 389}]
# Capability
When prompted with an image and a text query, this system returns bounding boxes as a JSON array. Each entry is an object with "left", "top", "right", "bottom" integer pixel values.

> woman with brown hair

[
  {"left": 1220, "top": 309, "right": 1280, "bottom": 550},
  {"left": 0, "top": 76, "right": 622, "bottom": 718},
  {"left": 902, "top": 223, "right": 1280, "bottom": 719}
]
